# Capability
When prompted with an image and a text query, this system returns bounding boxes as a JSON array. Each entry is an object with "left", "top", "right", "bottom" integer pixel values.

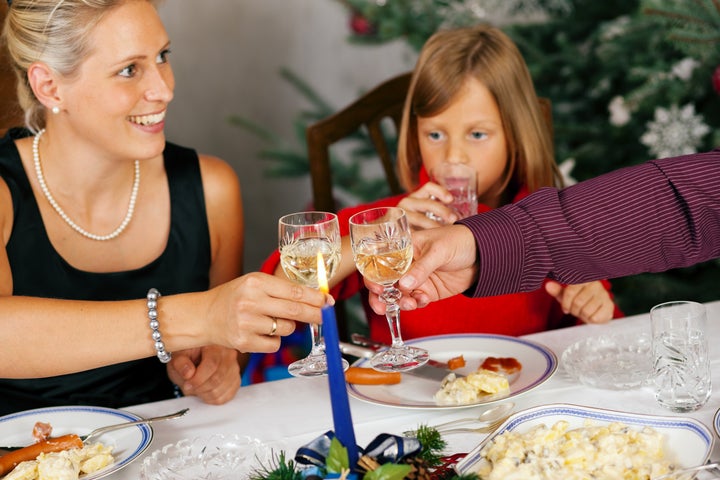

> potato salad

[
  {"left": 473, "top": 420, "right": 676, "bottom": 480},
  {"left": 434, "top": 369, "right": 510, "bottom": 405},
  {"left": 3, "top": 443, "right": 113, "bottom": 480}
]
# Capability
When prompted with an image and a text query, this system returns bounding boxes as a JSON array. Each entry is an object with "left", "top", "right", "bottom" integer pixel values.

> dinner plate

[
  {"left": 348, "top": 333, "right": 557, "bottom": 409},
  {"left": 561, "top": 332, "right": 652, "bottom": 389},
  {"left": 714, "top": 407, "right": 720, "bottom": 438},
  {"left": 455, "top": 403, "right": 715, "bottom": 476},
  {"left": 0, "top": 405, "right": 153, "bottom": 479}
]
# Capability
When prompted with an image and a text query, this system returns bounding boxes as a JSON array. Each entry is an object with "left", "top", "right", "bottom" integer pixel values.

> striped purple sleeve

[{"left": 458, "top": 150, "right": 720, "bottom": 298}]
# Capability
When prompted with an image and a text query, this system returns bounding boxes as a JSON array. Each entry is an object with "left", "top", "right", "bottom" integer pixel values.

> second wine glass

[
  {"left": 349, "top": 207, "right": 429, "bottom": 372},
  {"left": 279, "top": 211, "right": 348, "bottom": 377}
]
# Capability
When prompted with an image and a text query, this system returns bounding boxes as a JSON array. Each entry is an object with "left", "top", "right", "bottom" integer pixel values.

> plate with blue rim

[
  {"left": 347, "top": 333, "right": 557, "bottom": 409},
  {"left": 0, "top": 405, "right": 152, "bottom": 478}
]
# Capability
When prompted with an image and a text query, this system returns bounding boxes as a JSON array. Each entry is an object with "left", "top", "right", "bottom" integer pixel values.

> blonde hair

[
  {"left": 396, "top": 24, "right": 562, "bottom": 199},
  {"left": 2, "top": 0, "right": 157, "bottom": 132}
]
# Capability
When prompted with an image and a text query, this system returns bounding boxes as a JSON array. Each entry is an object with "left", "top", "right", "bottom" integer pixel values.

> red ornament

[
  {"left": 350, "top": 12, "right": 374, "bottom": 36},
  {"left": 712, "top": 65, "right": 720, "bottom": 95}
]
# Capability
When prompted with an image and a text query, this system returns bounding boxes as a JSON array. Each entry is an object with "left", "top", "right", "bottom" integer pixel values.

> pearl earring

[{"left": 51, "top": 106, "right": 60, "bottom": 115}]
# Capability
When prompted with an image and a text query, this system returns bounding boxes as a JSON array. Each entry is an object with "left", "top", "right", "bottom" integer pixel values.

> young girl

[{"left": 263, "top": 24, "right": 621, "bottom": 345}]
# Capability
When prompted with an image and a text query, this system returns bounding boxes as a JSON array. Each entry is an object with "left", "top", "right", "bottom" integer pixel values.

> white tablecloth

[{"left": 113, "top": 300, "right": 720, "bottom": 478}]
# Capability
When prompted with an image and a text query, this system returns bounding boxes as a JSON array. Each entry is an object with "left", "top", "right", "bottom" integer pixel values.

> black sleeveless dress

[{"left": 0, "top": 128, "right": 211, "bottom": 415}]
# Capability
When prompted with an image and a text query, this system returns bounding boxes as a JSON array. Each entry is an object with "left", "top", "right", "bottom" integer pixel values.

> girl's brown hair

[{"left": 396, "top": 24, "right": 562, "bottom": 200}]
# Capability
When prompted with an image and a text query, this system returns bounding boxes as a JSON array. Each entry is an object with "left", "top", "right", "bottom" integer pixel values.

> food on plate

[
  {"left": 0, "top": 435, "right": 83, "bottom": 477},
  {"left": 480, "top": 356, "right": 522, "bottom": 376},
  {"left": 447, "top": 355, "right": 466, "bottom": 370},
  {"left": 345, "top": 366, "right": 401, "bottom": 385},
  {"left": 473, "top": 420, "right": 676, "bottom": 480},
  {"left": 2, "top": 443, "right": 114, "bottom": 480},
  {"left": 31, "top": 423, "right": 52, "bottom": 443},
  {"left": 434, "top": 369, "right": 510, "bottom": 405}
]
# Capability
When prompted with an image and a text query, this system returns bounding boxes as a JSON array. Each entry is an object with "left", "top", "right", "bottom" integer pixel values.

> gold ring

[{"left": 268, "top": 317, "right": 278, "bottom": 336}]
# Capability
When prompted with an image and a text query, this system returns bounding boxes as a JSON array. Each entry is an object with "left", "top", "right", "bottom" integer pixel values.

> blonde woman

[{"left": 0, "top": 0, "right": 324, "bottom": 415}]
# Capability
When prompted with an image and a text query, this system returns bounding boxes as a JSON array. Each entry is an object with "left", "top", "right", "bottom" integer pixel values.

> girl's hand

[
  {"left": 398, "top": 182, "right": 457, "bottom": 230},
  {"left": 544, "top": 280, "right": 615, "bottom": 324}
]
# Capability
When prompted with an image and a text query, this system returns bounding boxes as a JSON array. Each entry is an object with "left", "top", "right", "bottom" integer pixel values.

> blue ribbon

[{"left": 295, "top": 431, "right": 422, "bottom": 468}]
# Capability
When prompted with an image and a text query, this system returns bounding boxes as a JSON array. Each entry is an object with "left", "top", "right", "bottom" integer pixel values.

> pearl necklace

[{"left": 33, "top": 129, "right": 140, "bottom": 241}]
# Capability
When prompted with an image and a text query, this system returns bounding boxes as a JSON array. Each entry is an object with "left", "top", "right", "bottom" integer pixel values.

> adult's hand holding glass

[{"left": 364, "top": 224, "right": 479, "bottom": 315}]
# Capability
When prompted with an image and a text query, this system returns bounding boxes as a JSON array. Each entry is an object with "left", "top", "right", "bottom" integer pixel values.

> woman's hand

[
  {"left": 397, "top": 182, "right": 457, "bottom": 230},
  {"left": 205, "top": 272, "right": 325, "bottom": 352},
  {"left": 544, "top": 280, "right": 615, "bottom": 324},
  {"left": 168, "top": 346, "right": 240, "bottom": 404}
]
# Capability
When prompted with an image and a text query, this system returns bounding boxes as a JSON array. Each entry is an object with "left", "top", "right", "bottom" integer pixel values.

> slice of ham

[{"left": 32, "top": 421, "right": 53, "bottom": 442}]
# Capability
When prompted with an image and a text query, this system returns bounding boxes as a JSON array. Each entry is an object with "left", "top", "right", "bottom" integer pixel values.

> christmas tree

[{"left": 337, "top": 0, "right": 720, "bottom": 315}]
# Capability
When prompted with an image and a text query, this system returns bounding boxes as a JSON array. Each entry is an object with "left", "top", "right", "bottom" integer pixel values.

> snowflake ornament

[
  {"left": 640, "top": 104, "right": 710, "bottom": 159},
  {"left": 437, "top": 0, "right": 572, "bottom": 27}
]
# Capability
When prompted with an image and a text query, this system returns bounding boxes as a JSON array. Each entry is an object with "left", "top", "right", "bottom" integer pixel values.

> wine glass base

[
  {"left": 287, "top": 354, "right": 349, "bottom": 378},
  {"left": 370, "top": 346, "right": 429, "bottom": 372}
]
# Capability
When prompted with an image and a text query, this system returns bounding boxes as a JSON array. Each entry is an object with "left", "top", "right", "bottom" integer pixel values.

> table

[{"left": 114, "top": 300, "right": 720, "bottom": 478}]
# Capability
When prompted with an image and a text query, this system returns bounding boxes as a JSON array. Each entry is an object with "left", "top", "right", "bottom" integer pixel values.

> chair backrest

[
  {"left": 306, "top": 72, "right": 411, "bottom": 213},
  {"left": 306, "top": 71, "right": 554, "bottom": 213},
  {"left": 0, "top": 3, "right": 23, "bottom": 137}
]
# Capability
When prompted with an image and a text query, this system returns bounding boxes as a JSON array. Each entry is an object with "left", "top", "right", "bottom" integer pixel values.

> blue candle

[{"left": 317, "top": 253, "right": 359, "bottom": 469}]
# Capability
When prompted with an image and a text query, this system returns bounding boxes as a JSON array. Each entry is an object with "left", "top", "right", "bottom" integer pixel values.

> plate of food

[
  {"left": 0, "top": 405, "right": 152, "bottom": 479},
  {"left": 455, "top": 403, "right": 714, "bottom": 478},
  {"left": 347, "top": 333, "right": 557, "bottom": 409}
]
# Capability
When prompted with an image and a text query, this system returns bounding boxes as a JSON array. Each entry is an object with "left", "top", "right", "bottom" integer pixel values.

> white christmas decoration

[
  {"left": 608, "top": 96, "right": 631, "bottom": 127},
  {"left": 437, "top": 0, "right": 572, "bottom": 27},
  {"left": 671, "top": 58, "right": 700, "bottom": 81},
  {"left": 640, "top": 104, "right": 710, "bottom": 159},
  {"left": 558, "top": 158, "right": 577, "bottom": 186}
]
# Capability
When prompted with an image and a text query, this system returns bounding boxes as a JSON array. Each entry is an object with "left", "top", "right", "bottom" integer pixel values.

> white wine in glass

[
  {"left": 279, "top": 211, "right": 348, "bottom": 377},
  {"left": 349, "top": 207, "right": 429, "bottom": 372}
]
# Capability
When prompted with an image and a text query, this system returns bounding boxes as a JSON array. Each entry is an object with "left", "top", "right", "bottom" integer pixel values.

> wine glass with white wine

[
  {"left": 279, "top": 211, "right": 348, "bottom": 377},
  {"left": 349, "top": 207, "right": 429, "bottom": 372}
]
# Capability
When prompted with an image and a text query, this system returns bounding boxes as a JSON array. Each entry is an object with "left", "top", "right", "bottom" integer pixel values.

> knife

[{"left": 339, "top": 339, "right": 462, "bottom": 382}]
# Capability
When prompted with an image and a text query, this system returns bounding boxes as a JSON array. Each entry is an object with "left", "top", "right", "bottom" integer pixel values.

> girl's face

[
  {"left": 416, "top": 77, "right": 508, "bottom": 209},
  {"left": 57, "top": 0, "right": 175, "bottom": 161}
]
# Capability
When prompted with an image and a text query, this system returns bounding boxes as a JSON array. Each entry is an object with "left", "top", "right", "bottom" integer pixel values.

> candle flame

[{"left": 317, "top": 251, "right": 329, "bottom": 294}]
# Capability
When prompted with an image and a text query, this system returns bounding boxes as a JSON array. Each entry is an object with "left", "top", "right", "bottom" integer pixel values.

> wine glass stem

[
  {"left": 382, "top": 286, "right": 405, "bottom": 348},
  {"left": 309, "top": 322, "right": 325, "bottom": 355}
]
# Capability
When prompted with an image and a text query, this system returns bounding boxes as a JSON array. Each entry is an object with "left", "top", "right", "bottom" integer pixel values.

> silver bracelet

[{"left": 147, "top": 288, "right": 172, "bottom": 363}]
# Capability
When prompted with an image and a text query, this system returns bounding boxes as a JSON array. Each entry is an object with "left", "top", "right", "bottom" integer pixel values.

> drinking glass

[
  {"left": 279, "top": 211, "right": 348, "bottom": 377},
  {"left": 650, "top": 301, "right": 711, "bottom": 412},
  {"left": 349, "top": 207, "right": 429, "bottom": 372},
  {"left": 431, "top": 162, "right": 478, "bottom": 220}
]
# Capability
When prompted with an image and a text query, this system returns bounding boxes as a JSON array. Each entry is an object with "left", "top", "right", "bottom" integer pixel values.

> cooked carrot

[
  {"left": 345, "top": 366, "right": 401, "bottom": 385},
  {"left": 447, "top": 355, "right": 466, "bottom": 370}
]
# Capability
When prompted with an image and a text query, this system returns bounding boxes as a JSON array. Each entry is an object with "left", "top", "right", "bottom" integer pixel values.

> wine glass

[
  {"left": 349, "top": 206, "right": 429, "bottom": 372},
  {"left": 278, "top": 211, "right": 349, "bottom": 377}
]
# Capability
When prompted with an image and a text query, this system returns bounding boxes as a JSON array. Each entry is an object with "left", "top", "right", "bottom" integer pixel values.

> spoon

[
  {"left": 0, "top": 407, "right": 189, "bottom": 452},
  {"left": 403, "top": 402, "right": 514, "bottom": 436}
]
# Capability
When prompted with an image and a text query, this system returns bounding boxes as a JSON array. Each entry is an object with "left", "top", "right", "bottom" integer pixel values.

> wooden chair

[
  {"left": 306, "top": 71, "right": 411, "bottom": 213},
  {"left": 0, "top": 2, "right": 23, "bottom": 136},
  {"left": 306, "top": 72, "right": 553, "bottom": 214}
]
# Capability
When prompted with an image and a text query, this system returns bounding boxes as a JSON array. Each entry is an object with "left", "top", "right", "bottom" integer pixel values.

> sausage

[
  {"left": 0, "top": 434, "right": 83, "bottom": 476},
  {"left": 345, "top": 366, "right": 401, "bottom": 385},
  {"left": 32, "top": 422, "right": 52, "bottom": 442},
  {"left": 447, "top": 355, "right": 466, "bottom": 370}
]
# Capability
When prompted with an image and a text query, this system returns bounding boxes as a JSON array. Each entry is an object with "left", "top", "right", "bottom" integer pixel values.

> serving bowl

[{"left": 455, "top": 403, "right": 714, "bottom": 477}]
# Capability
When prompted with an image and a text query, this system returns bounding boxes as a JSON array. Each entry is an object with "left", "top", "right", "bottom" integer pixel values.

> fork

[
  {"left": 652, "top": 463, "right": 720, "bottom": 480},
  {"left": 0, "top": 408, "right": 189, "bottom": 452},
  {"left": 403, "top": 414, "right": 510, "bottom": 436}
]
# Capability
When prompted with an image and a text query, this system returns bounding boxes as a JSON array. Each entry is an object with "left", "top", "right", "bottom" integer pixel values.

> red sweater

[{"left": 261, "top": 183, "right": 622, "bottom": 344}]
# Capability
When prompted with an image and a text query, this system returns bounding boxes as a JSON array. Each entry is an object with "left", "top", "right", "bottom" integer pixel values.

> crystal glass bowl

[
  {"left": 140, "top": 434, "right": 272, "bottom": 479},
  {"left": 561, "top": 332, "right": 652, "bottom": 390}
]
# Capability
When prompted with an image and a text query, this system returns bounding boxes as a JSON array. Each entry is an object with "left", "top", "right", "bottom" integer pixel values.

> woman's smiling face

[{"left": 57, "top": 0, "right": 175, "bottom": 160}]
